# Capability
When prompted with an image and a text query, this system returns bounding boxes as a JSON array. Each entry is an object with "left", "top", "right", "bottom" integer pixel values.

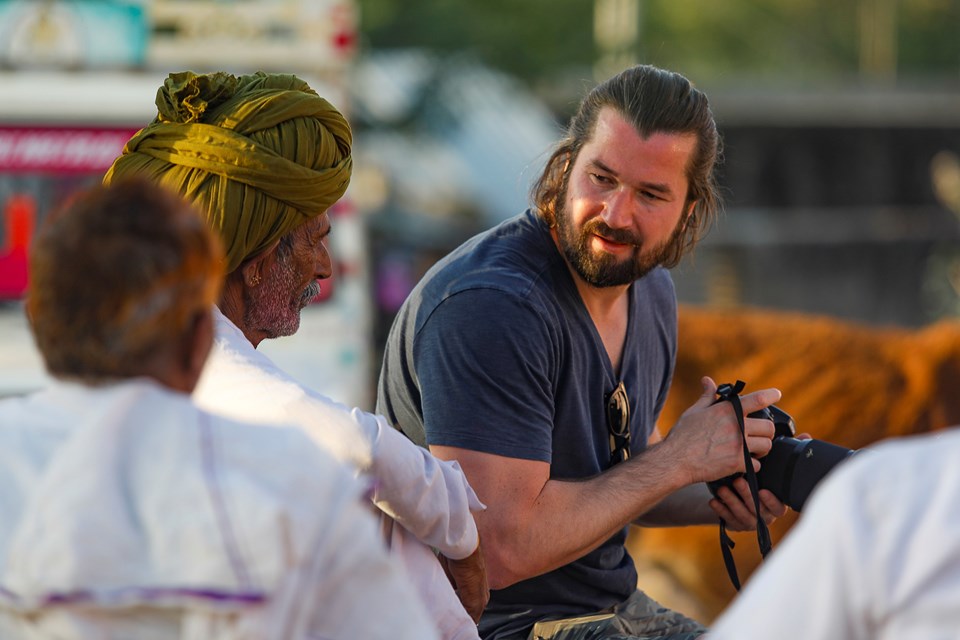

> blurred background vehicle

[{"left": 0, "top": 0, "right": 368, "bottom": 403}]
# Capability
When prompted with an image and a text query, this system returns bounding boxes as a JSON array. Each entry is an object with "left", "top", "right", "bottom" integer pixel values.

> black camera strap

[{"left": 715, "top": 381, "right": 772, "bottom": 590}]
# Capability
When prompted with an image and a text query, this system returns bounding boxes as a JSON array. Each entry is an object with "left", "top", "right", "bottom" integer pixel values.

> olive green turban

[{"left": 105, "top": 70, "right": 352, "bottom": 273}]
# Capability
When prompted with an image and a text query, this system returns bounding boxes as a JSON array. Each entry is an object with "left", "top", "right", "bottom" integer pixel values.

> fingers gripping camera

[{"left": 708, "top": 404, "right": 856, "bottom": 512}]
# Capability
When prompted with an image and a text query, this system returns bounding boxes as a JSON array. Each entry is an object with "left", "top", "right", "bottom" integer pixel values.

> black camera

[{"left": 707, "top": 405, "right": 855, "bottom": 512}]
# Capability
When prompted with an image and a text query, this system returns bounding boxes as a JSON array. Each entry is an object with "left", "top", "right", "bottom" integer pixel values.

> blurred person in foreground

[
  {"left": 0, "top": 178, "right": 437, "bottom": 640},
  {"left": 104, "top": 71, "right": 487, "bottom": 639},
  {"left": 708, "top": 426, "right": 960, "bottom": 639},
  {"left": 377, "top": 64, "right": 786, "bottom": 640}
]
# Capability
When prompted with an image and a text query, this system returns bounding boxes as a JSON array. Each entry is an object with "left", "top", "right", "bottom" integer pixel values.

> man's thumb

[{"left": 693, "top": 376, "right": 718, "bottom": 408}]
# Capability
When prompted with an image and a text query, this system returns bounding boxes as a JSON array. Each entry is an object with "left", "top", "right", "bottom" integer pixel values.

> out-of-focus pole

[
  {"left": 859, "top": 0, "right": 898, "bottom": 81},
  {"left": 594, "top": 0, "right": 640, "bottom": 81}
]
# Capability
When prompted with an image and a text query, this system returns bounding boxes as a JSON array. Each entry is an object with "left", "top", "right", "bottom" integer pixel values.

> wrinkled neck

[{"left": 218, "top": 273, "right": 262, "bottom": 348}]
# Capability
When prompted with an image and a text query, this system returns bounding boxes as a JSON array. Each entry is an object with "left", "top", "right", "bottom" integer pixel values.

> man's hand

[
  {"left": 662, "top": 377, "right": 781, "bottom": 485},
  {"left": 439, "top": 542, "right": 490, "bottom": 624},
  {"left": 708, "top": 477, "right": 787, "bottom": 530}
]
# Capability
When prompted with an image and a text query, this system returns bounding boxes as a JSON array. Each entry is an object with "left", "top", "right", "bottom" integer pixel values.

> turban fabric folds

[{"left": 105, "top": 71, "right": 352, "bottom": 273}]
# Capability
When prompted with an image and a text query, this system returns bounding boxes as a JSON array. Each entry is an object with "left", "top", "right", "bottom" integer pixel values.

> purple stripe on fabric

[
  {"left": 199, "top": 412, "right": 252, "bottom": 587},
  {"left": 41, "top": 587, "right": 266, "bottom": 606},
  {"left": 0, "top": 584, "right": 266, "bottom": 607}
]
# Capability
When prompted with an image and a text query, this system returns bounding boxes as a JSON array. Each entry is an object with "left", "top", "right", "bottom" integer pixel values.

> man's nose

[
  {"left": 315, "top": 245, "right": 333, "bottom": 280},
  {"left": 600, "top": 188, "right": 636, "bottom": 229}
]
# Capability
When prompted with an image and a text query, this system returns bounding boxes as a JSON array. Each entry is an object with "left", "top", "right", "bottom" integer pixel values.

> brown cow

[{"left": 628, "top": 304, "right": 960, "bottom": 624}]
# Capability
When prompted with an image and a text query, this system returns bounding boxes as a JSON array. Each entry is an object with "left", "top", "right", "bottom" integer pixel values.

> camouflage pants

[{"left": 488, "top": 591, "right": 707, "bottom": 640}]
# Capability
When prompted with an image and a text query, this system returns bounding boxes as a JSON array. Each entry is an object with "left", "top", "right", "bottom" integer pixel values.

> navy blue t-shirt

[{"left": 377, "top": 210, "right": 677, "bottom": 637}]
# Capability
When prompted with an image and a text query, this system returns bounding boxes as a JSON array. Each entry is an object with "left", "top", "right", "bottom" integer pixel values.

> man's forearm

[
  {"left": 434, "top": 381, "right": 782, "bottom": 589},
  {"left": 462, "top": 440, "right": 692, "bottom": 589},
  {"left": 633, "top": 482, "right": 718, "bottom": 527}
]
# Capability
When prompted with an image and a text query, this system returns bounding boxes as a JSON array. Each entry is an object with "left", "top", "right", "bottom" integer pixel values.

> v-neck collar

[{"left": 550, "top": 251, "right": 636, "bottom": 385}]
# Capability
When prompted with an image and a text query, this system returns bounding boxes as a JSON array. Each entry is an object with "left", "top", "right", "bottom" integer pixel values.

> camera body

[{"left": 707, "top": 404, "right": 855, "bottom": 512}]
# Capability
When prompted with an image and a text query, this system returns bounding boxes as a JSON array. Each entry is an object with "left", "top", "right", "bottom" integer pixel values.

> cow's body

[{"left": 629, "top": 305, "right": 960, "bottom": 623}]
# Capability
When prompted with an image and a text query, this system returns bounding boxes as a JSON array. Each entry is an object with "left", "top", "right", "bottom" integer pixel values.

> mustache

[
  {"left": 300, "top": 280, "right": 322, "bottom": 305},
  {"left": 582, "top": 219, "right": 640, "bottom": 246}
]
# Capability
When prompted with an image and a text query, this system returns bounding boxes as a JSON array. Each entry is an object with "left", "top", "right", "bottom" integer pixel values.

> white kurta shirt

[
  {"left": 194, "top": 307, "right": 483, "bottom": 640},
  {"left": 0, "top": 378, "right": 438, "bottom": 640},
  {"left": 709, "top": 427, "right": 960, "bottom": 640}
]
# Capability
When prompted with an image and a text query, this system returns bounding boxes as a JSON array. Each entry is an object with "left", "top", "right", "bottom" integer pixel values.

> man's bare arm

[{"left": 431, "top": 379, "right": 780, "bottom": 589}]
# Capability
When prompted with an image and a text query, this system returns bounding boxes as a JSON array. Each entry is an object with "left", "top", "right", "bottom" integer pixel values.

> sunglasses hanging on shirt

[{"left": 605, "top": 381, "right": 631, "bottom": 468}]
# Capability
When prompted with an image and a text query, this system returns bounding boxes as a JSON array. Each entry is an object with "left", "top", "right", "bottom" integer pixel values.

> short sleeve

[{"left": 415, "top": 288, "right": 557, "bottom": 462}]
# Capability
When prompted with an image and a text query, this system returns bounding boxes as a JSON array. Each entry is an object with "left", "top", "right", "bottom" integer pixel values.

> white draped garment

[
  {"left": 709, "top": 428, "right": 960, "bottom": 640},
  {"left": 0, "top": 378, "right": 438, "bottom": 640},
  {"left": 194, "top": 307, "right": 484, "bottom": 640}
]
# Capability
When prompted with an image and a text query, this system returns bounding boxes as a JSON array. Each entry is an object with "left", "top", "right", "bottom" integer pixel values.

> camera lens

[{"left": 759, "top": 437, "right": 856, "bottom": 511}]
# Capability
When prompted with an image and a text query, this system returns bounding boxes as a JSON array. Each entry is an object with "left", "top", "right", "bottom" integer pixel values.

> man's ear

[
  {"left": 240, "top": 252, "right": 266, "bottom": 288},
  {"left": 238, "top": 239, "right": 281, "bottom": 288}
]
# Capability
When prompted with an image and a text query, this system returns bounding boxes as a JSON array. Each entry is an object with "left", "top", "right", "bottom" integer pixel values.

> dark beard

[{"left": 555, "top": 204, "right": 683, "bottom": 288}]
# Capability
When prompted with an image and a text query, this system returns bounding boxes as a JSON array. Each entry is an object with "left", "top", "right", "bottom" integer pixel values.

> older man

[
  {"left": 0, "top": 178, "right": 437, "bottom": 639},
  {"left": 104, "top": 71, "right": 486, "bottom": 640}
]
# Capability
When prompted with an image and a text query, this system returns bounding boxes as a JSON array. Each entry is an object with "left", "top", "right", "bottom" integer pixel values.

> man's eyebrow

[
  {"left": 590, "top": 159, "right": 618, "bottom": 176},
  {"left": 319, "top": 217, "right": 332, "bottom": 237},
  {"left": 591, "top": 159, "right": 673, "bottom": 195}
]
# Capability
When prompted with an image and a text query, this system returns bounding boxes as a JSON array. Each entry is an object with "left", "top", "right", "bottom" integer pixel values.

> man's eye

[{"left": 590, "top": 173, "right": 613, "bottom": 185}]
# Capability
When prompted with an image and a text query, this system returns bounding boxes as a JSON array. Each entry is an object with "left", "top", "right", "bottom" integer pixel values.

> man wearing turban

[{"left": 105, "top": 71, "right": 487, "bottom": 640}]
